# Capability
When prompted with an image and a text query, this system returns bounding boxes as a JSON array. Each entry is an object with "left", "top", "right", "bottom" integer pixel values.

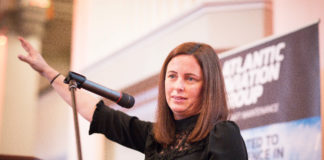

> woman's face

[{"left": 165, "top": 55, "right": 203, "bottom": 120}]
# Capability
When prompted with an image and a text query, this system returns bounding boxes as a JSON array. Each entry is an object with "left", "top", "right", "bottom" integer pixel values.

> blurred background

[{"left": 0, "top": 0, "right": 323, "bottom": 159}]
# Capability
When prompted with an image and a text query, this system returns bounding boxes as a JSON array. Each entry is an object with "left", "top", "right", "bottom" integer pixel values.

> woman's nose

[{"left": 175, "top": 79, "right": 185, "bottom": 91}]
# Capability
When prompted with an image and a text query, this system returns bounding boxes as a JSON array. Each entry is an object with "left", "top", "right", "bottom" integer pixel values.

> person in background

[{"left": 18, "top": 37, "right": 248, "bottom": 160}]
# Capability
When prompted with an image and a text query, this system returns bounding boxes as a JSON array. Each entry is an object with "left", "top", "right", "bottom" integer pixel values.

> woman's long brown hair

[{"left": 153, "top": 42, "right": 229, "bottom": 144}]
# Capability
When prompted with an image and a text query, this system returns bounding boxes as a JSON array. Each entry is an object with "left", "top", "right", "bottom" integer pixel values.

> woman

[{"left": 18, "top": 37, "right": 248, "bottom": 159}]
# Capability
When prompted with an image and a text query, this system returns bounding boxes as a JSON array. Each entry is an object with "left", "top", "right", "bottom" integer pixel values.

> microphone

[{"left": 64, "top": 71, "right": 135, "bottom": 108}]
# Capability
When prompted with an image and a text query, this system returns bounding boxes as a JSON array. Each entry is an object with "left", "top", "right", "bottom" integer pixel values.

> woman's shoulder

[
  {"left": 213, "top": 120, "right": 240, "bottom": 130},
  {"left": 207, "top": 120, "right": 248, "bottom": 159},
  {"left": 209, "top": 120, "right": 243, "bottom": 140}
]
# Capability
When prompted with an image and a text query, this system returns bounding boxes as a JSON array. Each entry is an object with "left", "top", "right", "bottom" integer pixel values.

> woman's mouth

[{"left": 171, "top": 96, "right": 187, "bottom": 103}]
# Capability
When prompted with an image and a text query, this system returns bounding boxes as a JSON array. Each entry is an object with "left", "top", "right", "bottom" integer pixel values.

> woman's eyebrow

[
  {"left": 184, "top": 73, "right": 201, "bottom": 78},
  {"left": 166, "top": 70, "right": 177, "bottom": 74}
]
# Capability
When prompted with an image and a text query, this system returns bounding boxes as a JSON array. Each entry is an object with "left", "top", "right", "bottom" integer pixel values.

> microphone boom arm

[{"left": 64, "top": 71, "right": 135, "bottom": 108}]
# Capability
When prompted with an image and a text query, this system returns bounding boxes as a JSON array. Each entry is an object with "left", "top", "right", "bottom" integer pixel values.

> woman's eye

[
  {"left": 168, "top": 74, "right": 176, "bottom": 79},
  {"left": 187, "top": 77, "right": 195, "bottom": 81}
]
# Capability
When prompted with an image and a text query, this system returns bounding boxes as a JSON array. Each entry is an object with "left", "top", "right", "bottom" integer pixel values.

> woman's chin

[{"left": 170, "top": 103, "right": 186, "bottom": 109}]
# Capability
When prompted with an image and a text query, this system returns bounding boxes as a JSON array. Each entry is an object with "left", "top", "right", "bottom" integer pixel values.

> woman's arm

[
  {"left": 18, "top": 37, "right": 98, "bottom": 122},
  {"left": 89, "top": 100, "right": 152, "bottom": 153}
]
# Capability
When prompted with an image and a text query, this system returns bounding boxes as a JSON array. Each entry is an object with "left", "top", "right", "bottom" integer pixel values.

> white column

[
  {"left": 0, "top": 35, "right": 39, "bottom": 156},
  {"left": 0, "top": 34, "right": 8, "bottom": 146}
]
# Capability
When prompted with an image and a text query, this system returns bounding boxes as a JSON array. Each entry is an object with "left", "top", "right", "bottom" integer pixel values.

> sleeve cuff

[{"left": 89, "top": 100, "right": 108, "bottom": 135}]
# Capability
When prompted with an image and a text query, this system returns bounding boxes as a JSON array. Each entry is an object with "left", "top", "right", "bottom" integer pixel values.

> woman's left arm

[{"left": 208, "top": 121, "right": 248, "bottom": 160}]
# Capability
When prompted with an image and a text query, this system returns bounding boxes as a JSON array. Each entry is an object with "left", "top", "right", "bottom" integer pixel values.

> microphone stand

[
  {"left": 68, "top": 79, "right": 83, "bottom": 160},
  {"left": 63, "top": 71, "right": 134, "bottom": 160}
]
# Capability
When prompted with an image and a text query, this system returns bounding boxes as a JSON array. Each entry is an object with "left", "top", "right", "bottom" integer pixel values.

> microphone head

[{"left": 117, "top": 93, "right": 135, "bottom": 108}]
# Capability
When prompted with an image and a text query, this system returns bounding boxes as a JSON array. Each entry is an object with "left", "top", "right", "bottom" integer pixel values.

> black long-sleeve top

[{"left": 89, "top": 100, "right": 248, "bottom": 160}]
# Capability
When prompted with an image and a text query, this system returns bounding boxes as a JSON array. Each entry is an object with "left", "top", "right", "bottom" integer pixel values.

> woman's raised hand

[
  {"left": 17, "top": 36, "right": 97, "bottom": 122},
  {"left": 18, "top": 37, "right": 52, "bottom": 76}
]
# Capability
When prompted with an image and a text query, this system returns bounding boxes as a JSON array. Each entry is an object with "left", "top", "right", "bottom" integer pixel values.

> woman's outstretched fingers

[
  {"left": 17, "top": 36, "right": 49, "bottom": 74},
  {"left": 18, "top": 36, "right": 36, "bottom": 55},
  {"left": 18, "top": 37, "right": 33, "bottom": 64}
]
